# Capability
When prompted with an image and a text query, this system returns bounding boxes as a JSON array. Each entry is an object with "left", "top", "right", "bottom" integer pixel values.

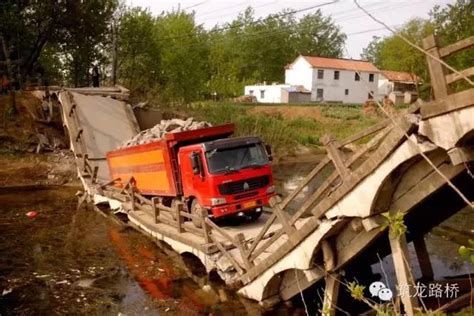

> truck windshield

[{"left": 206, "top": 144, "right": 268, "bottom": 174}]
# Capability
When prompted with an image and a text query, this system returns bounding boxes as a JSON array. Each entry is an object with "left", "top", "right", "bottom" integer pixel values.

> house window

[
  {"left": 316, "top": 88, "right": 324, "bottom": 99},
  {"left": 317, "top": 69, "right": 324, "bottom": 79},
  {"left": 345, "top": 89, "right": 349, "bottom": 96},
  {"left": 249, "top": 90, "right": 254, "bottom": 95},
  {"left": 368, "top": 91, "right": 374, "bottom": 99},
  {"left": 260, "top": 90, "right": 265, "bottom": 98},
  {"left": 355, "top": 73, "right": 360, "bottom": 81},
  {"left": 334, "top": 71, "right": 340, "bottom": 80},
  {"left": 369, "top": 73, "right": 374, "bottom": 82}
]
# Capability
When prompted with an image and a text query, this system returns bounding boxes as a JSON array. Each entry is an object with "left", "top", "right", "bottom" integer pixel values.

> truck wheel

[
  {"left": 248, "top": 209, "right": 262, "bottom": 221},
  {"left": 191, "top": 200, "right": 204, "bottom": 228}
]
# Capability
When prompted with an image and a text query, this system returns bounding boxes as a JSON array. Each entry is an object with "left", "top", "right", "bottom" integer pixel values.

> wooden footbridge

[{"left": 49, "top": 35, "right": 473, "bottom": 314}]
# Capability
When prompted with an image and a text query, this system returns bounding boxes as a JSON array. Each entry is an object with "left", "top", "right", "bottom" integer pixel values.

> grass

[{"left": 185, "top": 101, "right": 378, "bottom": 157}]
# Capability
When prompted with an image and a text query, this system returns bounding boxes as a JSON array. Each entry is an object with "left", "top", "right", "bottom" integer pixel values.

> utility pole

[{"left": 111, "top": 21, "right": 118, "bottom": 86}]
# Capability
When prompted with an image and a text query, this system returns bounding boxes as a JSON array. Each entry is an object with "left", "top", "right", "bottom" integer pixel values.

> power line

[
  {"left": 353, "top": 0, "right": 474, "bottom": 86},
  {"left": 154, "top": 0, "right": 339, "bottom": 44},
  {"left": 183, "top": 1, "right": 209, "bottom": 11}
]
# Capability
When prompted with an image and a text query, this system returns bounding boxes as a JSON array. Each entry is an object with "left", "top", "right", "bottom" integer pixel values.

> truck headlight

[
  {"left": 266, "top": 185, "right": 275, "bottom": 194},
  {"left": 210, "top": 197, "right": 227, "bottom": 206}
]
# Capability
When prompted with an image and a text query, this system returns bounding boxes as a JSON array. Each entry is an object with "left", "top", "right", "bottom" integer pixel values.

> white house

[
  {"left": 285, "top": 55, "right": 380, "bottom": 104},
  {"left": 378, "top": 70, "right": 421, "bottom": 104},
  {"left": 244, "top": 84, "right": 291, "bottom": 103}
]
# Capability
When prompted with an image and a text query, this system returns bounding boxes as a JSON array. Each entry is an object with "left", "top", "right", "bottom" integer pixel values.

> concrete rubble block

[{"left": 120, "top": 117, "right": 212, "bottom": 148}]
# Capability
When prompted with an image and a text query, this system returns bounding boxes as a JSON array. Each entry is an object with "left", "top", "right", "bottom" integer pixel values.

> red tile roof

[
  {"left": 381, "top": 70, "right": 421, "bottom": 83},
  {"left": 295, "top": 55, "right": 380, "bottom": 72}
]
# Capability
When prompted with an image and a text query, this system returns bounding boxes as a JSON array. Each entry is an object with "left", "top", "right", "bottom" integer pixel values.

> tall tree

[
  {"left": 0, "top": 0, "right": 117, "bottom": 86},
  {"left": 117, "top": 7, "right": 161, "bottom": 94}
]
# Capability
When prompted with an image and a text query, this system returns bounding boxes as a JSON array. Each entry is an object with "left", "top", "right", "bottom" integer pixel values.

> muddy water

[{"left": 0, "top": 186, "right": 260, "bottom": 315}]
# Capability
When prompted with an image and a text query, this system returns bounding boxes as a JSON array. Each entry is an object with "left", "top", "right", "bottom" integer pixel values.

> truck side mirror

[{"left": 265, "top": 144, "right": 273, "bottom": 161}]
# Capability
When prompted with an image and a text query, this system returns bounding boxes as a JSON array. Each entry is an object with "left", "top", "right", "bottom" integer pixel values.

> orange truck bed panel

[
  {"left": 107, "top": 141, "right": 177, "bottom": 196},
  {"left": 106, "top": 124, "right": 235, "bottom": 196}
]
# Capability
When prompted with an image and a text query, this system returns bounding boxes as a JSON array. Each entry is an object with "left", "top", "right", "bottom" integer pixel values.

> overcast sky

[{"left": 127, "top": 0, "right": 453, "bottom": 58}]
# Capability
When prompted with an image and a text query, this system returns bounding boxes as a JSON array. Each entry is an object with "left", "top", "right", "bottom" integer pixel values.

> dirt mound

[
  {"left": 0, "top": 91, "right": 67, "bottom": 153},
  {"left": 249, "top": 106, "right": 322, "bottom": 120}
]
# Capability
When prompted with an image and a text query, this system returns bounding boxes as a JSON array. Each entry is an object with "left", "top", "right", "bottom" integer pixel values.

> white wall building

[
  {"left": 285, "top": 55, "right": 380, "bottom": 104},
  {"left": 378, "top": 70, "right": 421, "bottom": 104},
  {"left": 244, "top": 84, "right": 291, "bottom": 103}
]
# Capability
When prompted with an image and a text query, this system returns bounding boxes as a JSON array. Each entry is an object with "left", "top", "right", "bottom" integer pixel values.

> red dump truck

[{"left": 106, "top": 123, "right": 275, "bottom": 226}]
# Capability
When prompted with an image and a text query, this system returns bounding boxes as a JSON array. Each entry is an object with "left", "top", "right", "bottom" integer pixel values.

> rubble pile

[{"left": 120, "top": 118, "right": 212, "bottom": 148}]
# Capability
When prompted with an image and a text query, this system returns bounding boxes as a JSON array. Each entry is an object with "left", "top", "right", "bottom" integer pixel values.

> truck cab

[{"left": 178, "top": 136, "right": 275, "bottom": 222}]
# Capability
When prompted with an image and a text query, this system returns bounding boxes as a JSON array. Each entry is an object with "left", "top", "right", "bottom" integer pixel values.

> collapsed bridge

[{"left": 48, "top": 35, "right": 473, "bottom": 314}]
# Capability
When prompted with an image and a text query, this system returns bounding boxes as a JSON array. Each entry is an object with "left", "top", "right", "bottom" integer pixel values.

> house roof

[
  {"left": 288, "top": 55, "right": 380, "bottom": 73},
  {"left": 381, "top": 70, "right": 421, "bottom": 83}
]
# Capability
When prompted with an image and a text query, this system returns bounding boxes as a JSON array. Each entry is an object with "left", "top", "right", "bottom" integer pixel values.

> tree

[
  {"left": 361, "top": 19, "right": 434, "bottom": 97},
  {"left": 0, "top": 0, "right": 117, "bottom": 86},
  {"left": 430, "top": 0, "right": 473, "bottom": 90},
  {"left": 155, "top": 11, "right": 209, "bottom": 102},
  {"left": 117, "top": 7, "right": 161, "bottom": 94}
]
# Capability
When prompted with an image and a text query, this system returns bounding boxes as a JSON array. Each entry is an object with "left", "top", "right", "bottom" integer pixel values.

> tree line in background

[{"left": 0, "top": 0, "right": 471, "bottom": 102}]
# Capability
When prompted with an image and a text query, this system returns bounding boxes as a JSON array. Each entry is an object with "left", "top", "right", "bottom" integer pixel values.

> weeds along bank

[{"left": 184, "top": 102, "right": 378, "bottom": 158}]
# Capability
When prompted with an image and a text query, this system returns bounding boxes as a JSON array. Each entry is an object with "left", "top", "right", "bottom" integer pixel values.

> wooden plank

[
  {"left": 201, "top": 210, "right": 211, "bottom": 244},
  {"left": 270, "top": 196, "right": 295, "bottom": 236},
  {"left": 249, "top": 229, "right": 284, "bottom": 262},
  {"left": 322, "top": 134, "right": 350, "bottom": 179},
  {"left": 210, "top": 234, "right": 245, "bottom": 274},
  {"left": 205, "top": 218, "right": 236, "bottom": 245},
  {"left": 389, "top": 233, "right": 419, "bottom": 315},
  {"left": 439, "top": 35, "right": 474, "bottom": 57},
  {"left": 422, "top": 34, "right": 449, "bottom": 99},
  {"left": 151, "top": 197, "right": 160, "bottom": 224},
  {"left": 413, "top": 237, "right": 434, "bottom": 281},
  {"left": 280, "top": 156, "right": 331, "bottom": 209},
  {"left": 338, "top": 119, "right": 390, "bottom": 147},
  {"left": 175, "top": 202, "right": 184, "bottom": 233},
  {"left": 445, "top": 66, "right": 474, "bottom": 84},
  {"left": 246, "top": 213, "right": 277, "bottom": 258},
  {"left": 323, "top": 273, "right": 340, "bottom": 316},
  {"left": 311, "top": 120, "right": 411, "bottom": 218},
  {"left": 420, "top": 88, "right": 474, "bottom": 119},
  {"left": 235, "top": 233, "right": 253, "bottom": 269},
  {"left": 321, "top": 240, "right": 335, "bottom": 271}
]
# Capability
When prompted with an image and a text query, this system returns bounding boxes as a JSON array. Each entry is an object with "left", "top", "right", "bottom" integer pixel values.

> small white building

[
  {"left": 244, "top": 84, "right": 291, "bottom": 103},
  {"left": 378, "top": 70, "right": 421, "bottom": 104},
  {"left": 285, "top": 55, "right": 380, "bottom": 104}
]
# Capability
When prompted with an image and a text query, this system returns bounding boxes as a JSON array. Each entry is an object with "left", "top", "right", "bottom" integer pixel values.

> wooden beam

[
  {"left": 151, "top": 197, "right": 160, "bottom": 224},
  {"left": 445, "top": 66, "right": 474, "bottom": 85},
  {"left": 280, "top": 156, "right": 331, "bottom": 209},
  {"left": 439, "top": 35, "right": 474, "bottom": 58},
  {"left": 338, "top": 119, "right": 390, "bottom": 148},
  {"left": 321, "top": 134, "right": 350, "bottom": 179},
  {"left": 389, "top": 233, "right": 419, "bottom": 315},
  {"left": 420, "top": 88, "right": 474, "bottom": 119},
  {"left": 422, "top": 34, "right": 449, "bottom": 99},
  {"left": 322, "top": 273, "right": 341, "bottom": 316},
  {"left": 321, "top": 240, "right": 336, "bottom": 271},
  {"left": 270, "top": 196, "right": 295, "bottom": 236},
  {"left": 175, "top": 202, "right": 184, "bottom": 233},
  {"left": 413, "top": 237, "right": 434, "bottom": 281}
]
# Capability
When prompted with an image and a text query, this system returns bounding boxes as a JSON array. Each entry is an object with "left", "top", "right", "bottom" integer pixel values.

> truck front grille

[{"left": 219, "top": 176, "right": 270, "bottom": 195}]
